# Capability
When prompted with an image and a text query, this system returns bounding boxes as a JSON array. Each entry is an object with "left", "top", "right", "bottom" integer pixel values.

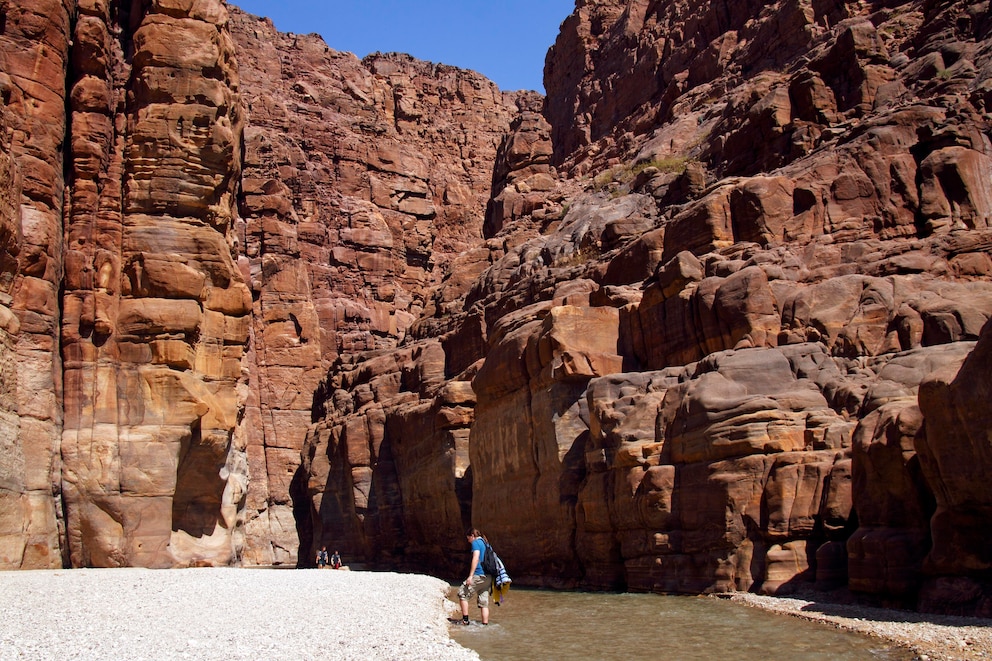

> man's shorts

[{"left": 457, "top": 574, "right": 492, "bottom": 607}]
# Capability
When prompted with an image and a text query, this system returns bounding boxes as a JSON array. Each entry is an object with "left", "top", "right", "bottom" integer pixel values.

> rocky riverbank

[
  {"left": 0, "top": 568, "right": 478, "bottom": 660},
  {"left": 729, "top": 592, "right": 992, "bottom": 661},
  {"left": 5, "top": 566, "right": 992, "bottom": 660}
]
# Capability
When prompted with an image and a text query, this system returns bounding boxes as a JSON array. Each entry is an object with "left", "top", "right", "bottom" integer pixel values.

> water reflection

[{"left": 448, "top": 588, "right": 914, "bottom": 660}]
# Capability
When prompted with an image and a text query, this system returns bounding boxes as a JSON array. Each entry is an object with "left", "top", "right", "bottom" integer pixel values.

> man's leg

[
  {"left": 456, "top": 582, "right": 473, "bottom": 623},
  {"left": 479, "top": 575, "right": 492, "bottom": 624}
]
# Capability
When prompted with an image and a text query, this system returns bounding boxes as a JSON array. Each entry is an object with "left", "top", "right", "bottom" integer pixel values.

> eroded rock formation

[
  {"left": 1, "top": 0, "right": 992, "bottom": 617},
  {"left": 300, "top": 0, "right": 992, "bottom": 615},
  {"left": 227, "top": 10, "right": 528, "bottom": 564},
  {"left": 59, "top": 0, "right": 248, "bottom": 568},
  {"left": 0, "top": 0, "right": 72, "bottom": 569}
]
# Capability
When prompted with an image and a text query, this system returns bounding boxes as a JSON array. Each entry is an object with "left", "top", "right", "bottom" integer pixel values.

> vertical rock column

[
  {"left": 0, "top": 0, "right": 73, "bottom": 570},
  {"left": 236, "top": 172, "right": 326, "bottom": 566},
  {"left": 0, "top": 100, "right": 26, "bottom": 568},
  {"left": 917, "top": 322, "right": 992, "bottom": 613},
  {"left": 61, "top": 0, "right": 249, "bottom": 567}
]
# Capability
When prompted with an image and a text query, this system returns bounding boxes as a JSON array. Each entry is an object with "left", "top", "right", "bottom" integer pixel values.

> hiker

[
  {"left": 316, "top": 546, "right": 329, "bottom": 568},
  {"left": 330, "top": 550, "right": 341, "bottom": 569},
  {"left": 456, "top": 527, "right": 492, "bottom": 625}
]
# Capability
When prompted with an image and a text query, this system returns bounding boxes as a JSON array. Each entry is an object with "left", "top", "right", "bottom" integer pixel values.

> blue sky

[{"left": 231, "top": 1, "right": 576, "bottom": 92}]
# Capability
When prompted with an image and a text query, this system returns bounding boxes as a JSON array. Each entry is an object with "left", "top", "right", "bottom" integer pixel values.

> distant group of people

[{"left": 315, "top": 546, "right": 341, "bottom": 569}]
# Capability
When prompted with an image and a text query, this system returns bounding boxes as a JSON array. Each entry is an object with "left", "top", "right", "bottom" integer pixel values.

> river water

[{"left": 448, "top": 588, "right": 914, "bottom": 660}]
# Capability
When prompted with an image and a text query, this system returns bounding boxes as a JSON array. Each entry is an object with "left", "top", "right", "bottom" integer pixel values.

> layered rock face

[
  {"left": 60, "top": 0, "right": 248, "bottom": 567},
  {"left": 0, "top": 0, "right": 524, "bottom": 570},
  {"left": 0, "top": 0, "right": 249, "bottom": 569},
  {"left": 2, "top": 0, "right": 992, "bottom": 617},
  {"left": 301, "top": 0, "right": 992, "bottom": 615},
  {"left": 226, "top": 10, "right": 527, "bottom": 564},
  {"left": 0, "top": 0, "right": 72, "bottom": 569}
]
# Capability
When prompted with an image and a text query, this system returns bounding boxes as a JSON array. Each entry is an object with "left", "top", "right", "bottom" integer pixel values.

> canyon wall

[
  {"left": 302, "top": 0, "right": 992, "bottom": 615},
  {"left": 0, "top": 0, "right": 527, "bottom": 569},
  {"left": 61, "top": 0, "right": 247, "bottom": 568},
  {"left": 1, "top": 0, "right": 992, "bottom": 616},
  {"left": 0, "top": 0, "right": 72, "bottom": 569},
  {"left": 227, "top": 10, "right": 528, "bottom": 565}
]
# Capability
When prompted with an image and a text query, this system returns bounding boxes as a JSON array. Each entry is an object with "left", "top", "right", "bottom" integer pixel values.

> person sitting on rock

[{"left": 331, "top": 550, "right": 342, "bottom": 569}]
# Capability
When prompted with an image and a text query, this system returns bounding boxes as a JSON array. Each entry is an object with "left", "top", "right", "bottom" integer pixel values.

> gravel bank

[
  {"left": 0, "top": 568, "right": 478, "bottom": 661},
  {"left": 728, "top": 592, "right": 992, "bottom": 661}
]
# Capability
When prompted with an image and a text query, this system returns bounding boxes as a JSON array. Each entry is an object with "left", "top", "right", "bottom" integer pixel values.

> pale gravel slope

[
  {"left": 0, "top": 567, "right": 478, "bottom": 661},
  {"left": 730, "top": 592, "right": 992, "bottom": 661}
]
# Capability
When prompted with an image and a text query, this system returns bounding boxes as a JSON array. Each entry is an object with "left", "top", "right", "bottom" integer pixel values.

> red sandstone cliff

[
  {"left": 227, "top": 9, "right": 529, "bottom": 565},
  {"left": 0, "top": 0, "right": 527, "bottom": 568},
  {"left": 1, "top": 0, "right": 992, "bottom": 617},
  {"left": 0, "top": 0, "right": 73, "bottom": 569},
  {"left": 302, "top": 0, "right": 992, "bottom": 615}
]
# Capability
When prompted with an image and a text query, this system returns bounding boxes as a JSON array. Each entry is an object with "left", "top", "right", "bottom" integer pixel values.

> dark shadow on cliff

[
  {"left": 456, "top": 464, "right": 473, "bottom": 533},
  {"left": 367, "top": 433, "right": 405, "bottom": 569},
  {"left": 172, "top": 419, "right": 227, "bottom": 539},
  {"left": 289, "top": 462, "right": 312, "bottom": 567},
  {"left": 559, "top": 429, "right": 587, "bottom": 508}
]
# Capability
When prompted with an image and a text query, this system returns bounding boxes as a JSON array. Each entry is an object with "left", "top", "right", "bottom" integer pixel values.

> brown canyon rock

[
  {"left": 227, "top": 9, "right": 527, "bottom": 565},
  {"left": 0, "top": 0, "right": 73, "bottom": 569},
  {"left": 298, "top": 0, "right": 992, "bottom": 613},
  {"left": 2, "top": 0, "right": 992, "bottom": 619},
  {"left": 482, "top": 0, "right": 992, "bottom": 609},
  {"left": 917, "top": 320, "right": 992, "bottom": 614},
  {"left": 59, "top": 0, "right": 248, "bottom": 568},
  {"left": 0, "top": 0, "right": 528, "bottom": 569}
]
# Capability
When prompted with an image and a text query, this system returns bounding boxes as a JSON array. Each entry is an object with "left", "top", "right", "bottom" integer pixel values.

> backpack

[{"left": 481, "top": 540, "right": 500, "bottom": 578}]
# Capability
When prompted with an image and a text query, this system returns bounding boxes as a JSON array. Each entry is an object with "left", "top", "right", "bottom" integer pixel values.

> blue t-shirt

[{"left": 472, "top": 538, "right": 486, "bottom": 575}]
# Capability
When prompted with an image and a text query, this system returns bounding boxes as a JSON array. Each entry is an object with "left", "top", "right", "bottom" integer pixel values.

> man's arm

[{"left": 465, "top": 549, "right": 480, "bottom": 585}]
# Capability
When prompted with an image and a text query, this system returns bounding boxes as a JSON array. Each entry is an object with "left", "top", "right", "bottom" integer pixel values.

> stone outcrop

[
  {"left": 59, "top": 0, "right": 248, "bottom": 568},
  {"left": 300, "top": 0, "right": 992, "bottom": 617},
  {"left": 227, "top": 10, "right": 527, "bottom": 565},
  {"left": 1, "top": 0, "right": 529, "bottom": 569},
  {"left": 2, "top": 0, "right": 992, "bottom": 618},
  {"left": 0, "top": 0, "right": 72, "bottom": 569}
]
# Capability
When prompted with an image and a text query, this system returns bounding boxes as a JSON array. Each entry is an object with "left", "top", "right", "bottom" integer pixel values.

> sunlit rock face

[
  {"left": 226, "top": 9, "right": 528, "bottom": 565},
  {"left": 483, "top": 0, "right": 992, "bottom": 611},
  {"left": 2, "top": 0, "right": 992, "bottom": 617},
  {"left": 0, "top": 0, "right": 73, "bottom": 570},
  {"left": 0, "top": 0, "right": 248, "bottom": 569},
  {"left": 0, "top": 0, "right": 525, "bottom": 570},
  {"left": 58, "top": 0, "right": 249, "bottom": 568},
  {"left": 302, "top": 0, "right": 992, "bottom": 617}
]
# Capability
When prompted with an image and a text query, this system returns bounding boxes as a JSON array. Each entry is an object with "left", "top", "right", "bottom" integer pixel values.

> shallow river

[{"left": 448, "top": 588, "right": 914, "bottom": 660}]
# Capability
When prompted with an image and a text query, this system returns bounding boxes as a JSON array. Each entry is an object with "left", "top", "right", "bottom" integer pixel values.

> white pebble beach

[
  {"left": 0, "top": 567, "right": 479, "bottom": 661},
  {"left": 731, "top": 592, "right": 992, "bottom": 661}
]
